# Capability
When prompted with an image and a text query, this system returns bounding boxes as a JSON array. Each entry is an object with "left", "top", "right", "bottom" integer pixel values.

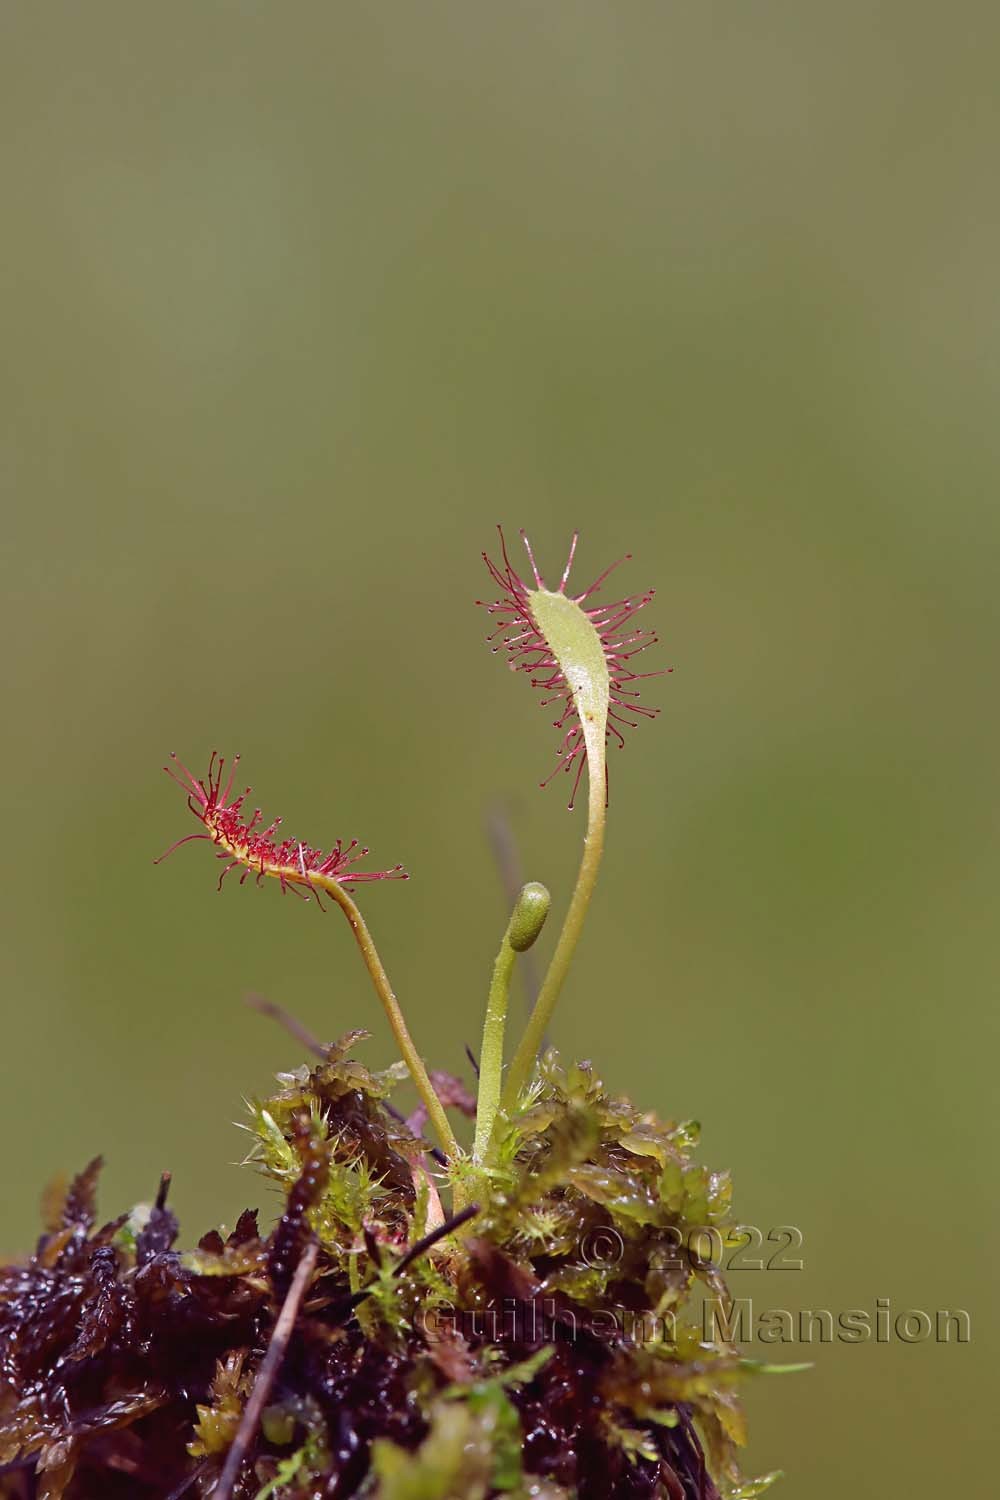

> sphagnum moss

[{"left": 0, "top": 532, "right": 785, "bottom": 1500}]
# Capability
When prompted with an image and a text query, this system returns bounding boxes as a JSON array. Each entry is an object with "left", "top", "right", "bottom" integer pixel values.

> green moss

[{"left": 0, "top": 1030, "right": 786, "bottom": 1498}]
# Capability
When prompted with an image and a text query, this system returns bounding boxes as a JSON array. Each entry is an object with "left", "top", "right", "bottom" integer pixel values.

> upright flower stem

[
  {"left": 502, "top": 764, "right": 606, "bottom": 1112},
  {"left": 316, "top": 877, "right": 460, "bottom": 1163},
  {"left": 475, "top": 939, "right": 517, "bottom": 1163},
  {"left": 474, "top": 881, "right": 550, "bottom": 1163}
]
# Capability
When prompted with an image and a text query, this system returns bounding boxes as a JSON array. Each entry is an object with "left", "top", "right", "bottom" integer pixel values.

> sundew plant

[{"left": 0, "top": 531, "right": 785, "bottom": 1500}]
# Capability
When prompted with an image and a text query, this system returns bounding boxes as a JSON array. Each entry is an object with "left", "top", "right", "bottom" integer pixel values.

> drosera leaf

[
  {"left": 527, "top": 584, "right": 611, "bottom": 796},
  {"left": 480, "top": 527, "right": 663, "bottom": 806}
]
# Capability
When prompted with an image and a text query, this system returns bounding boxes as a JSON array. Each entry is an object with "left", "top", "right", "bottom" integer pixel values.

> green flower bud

[{"left": 509, "top": 881, "right": 551, "bottom": 952}]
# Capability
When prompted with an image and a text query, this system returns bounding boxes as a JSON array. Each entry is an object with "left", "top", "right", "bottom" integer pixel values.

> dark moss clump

[{"left": 0, "top": 1034, "right": 777, "bottom": 1500}]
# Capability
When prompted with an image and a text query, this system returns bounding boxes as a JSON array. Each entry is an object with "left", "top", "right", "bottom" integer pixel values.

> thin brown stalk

[{"left": 214, "top": 1239, "right": 319, "bottom": 1500}]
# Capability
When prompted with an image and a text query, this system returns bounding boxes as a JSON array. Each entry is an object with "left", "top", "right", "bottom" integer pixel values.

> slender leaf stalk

[
  {"left": 502, "top": 761, "right": 606, "bottom": 1112},
  {"left": 314, "top": 876, "right": 460, "bottom": 1162}
]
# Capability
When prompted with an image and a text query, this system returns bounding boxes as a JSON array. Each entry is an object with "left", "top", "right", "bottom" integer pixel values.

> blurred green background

[{"left": 1, "top": 3, "right": 996, "bottom": 1494}]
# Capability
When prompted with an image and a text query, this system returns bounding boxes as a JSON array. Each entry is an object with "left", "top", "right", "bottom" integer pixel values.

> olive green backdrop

[{"left": 2, "top": 4, "right": 996, "bottom": 1495}]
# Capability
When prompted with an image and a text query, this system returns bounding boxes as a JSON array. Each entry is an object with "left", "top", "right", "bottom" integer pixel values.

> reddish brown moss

[{"left": 0, "top": 1035, "right": 775, "bottom": 1500}]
